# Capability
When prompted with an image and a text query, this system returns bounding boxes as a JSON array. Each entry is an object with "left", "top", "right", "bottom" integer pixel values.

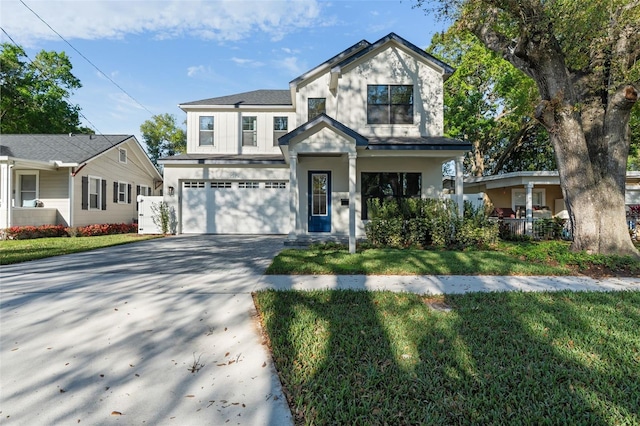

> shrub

[
  {"left": 3, "top": 224, "right": 68, "bottom": 240},
  {"left": 73, "top": 223, "right": 137, "bottom": 237}
]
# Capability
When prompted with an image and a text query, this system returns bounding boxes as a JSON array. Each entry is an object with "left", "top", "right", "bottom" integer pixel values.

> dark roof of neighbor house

[
  {"left": 0, "top": 134, "right": 134, "bottom": 164},
  {"left": 366, "top": 136, "right": 471, "bottom": 151},
  {"left": 181, "top": 90, "right": 292, "bottom": 107},
  {"left": 159, "top": 154, "right": 286, "bottom": 165}
]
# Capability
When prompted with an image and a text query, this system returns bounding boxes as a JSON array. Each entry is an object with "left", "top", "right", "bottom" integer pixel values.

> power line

[{"left": 19, "top": 0, "right": 155, "bottom": 116}]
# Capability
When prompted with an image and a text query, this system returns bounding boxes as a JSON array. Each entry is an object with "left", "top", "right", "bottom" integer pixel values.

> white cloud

[
  {"left": 187, "top": 65, "right": 206, "bottom": 77},
  {"left": 277, "top": 56, "right": 306, "bottom": 77},
  {"left": 0, "top": 0, "right": 326, "bottom": 45},
  {"left": 231, "top": 57, "right": 265, "bottom": 68}
]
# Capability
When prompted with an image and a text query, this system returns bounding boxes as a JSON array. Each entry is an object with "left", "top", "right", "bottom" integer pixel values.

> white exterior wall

[
  {"left": 186, "top": 110, "right": 296, "bottom": 155},
  {"left": 296, "top": 44, "right": 444, "bottom": 137}
]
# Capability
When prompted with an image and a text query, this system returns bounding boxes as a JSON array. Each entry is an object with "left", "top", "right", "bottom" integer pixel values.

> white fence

[{"left": 137, "top": 195, "right": 164, "bottom": 234}]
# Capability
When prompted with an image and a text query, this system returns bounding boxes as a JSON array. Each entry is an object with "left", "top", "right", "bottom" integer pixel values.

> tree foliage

[
  {"left": 416, "top": 0, "right": 640, "bottom": 256},
  {"left": 428, "top": 30, "right": 554, "bottom": 175},
  {"left": 0, "top": 43, "right": 88, "bottom": 134},
  {"left": 140, "top": 113, "right": 186, "bottom": 166}
]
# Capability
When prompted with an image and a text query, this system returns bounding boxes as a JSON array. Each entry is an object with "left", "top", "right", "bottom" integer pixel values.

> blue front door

[{"left": 308, "top": 171, "right": 331, "bottom": 232}]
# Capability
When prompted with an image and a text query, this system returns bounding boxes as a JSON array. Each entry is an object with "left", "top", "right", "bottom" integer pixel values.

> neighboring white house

[
  {"left": 160, "top": 33, "right": 471, "bottom": 252},
  {"left": 0, "top": 134, "right": 163, "bottom": 229}
]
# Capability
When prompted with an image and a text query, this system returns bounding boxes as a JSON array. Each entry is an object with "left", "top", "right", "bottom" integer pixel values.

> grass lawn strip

[
  {"left": 267, "top": 240, "right": 640, "bottom": 277},
  {"left": 0, "top": 234, "right": 163, "bottom": 265},
  {"left": 254, "top": 290, "right": 640, "bottom": 425}
]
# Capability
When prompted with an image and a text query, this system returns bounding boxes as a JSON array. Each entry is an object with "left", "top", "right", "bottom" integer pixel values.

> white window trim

[
  {"left": 88, "top": 175, "right": 102, "bottom": 211},
  {"left": 199, "top": 115, "right": 215, "bottom": 147},
  {"left": 118, "top": 181, "right": 128, "bottom": 204},
  {"left": 16, "top": 170, "right": 39, "bottom": 207},
  {"left": 119, "top": 148, "right": 128, "bottom": 164},
  {"left": 139, "top": 184, "right": 150, "bottom": 196},
  {"left": 511, "top": 187, "right": 546, "bottom": 211}
]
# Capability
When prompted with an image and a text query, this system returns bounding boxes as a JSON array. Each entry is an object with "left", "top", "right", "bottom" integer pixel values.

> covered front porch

[
  {"left": 279, "top": 114, "right": 470, "bottom": 253},
  {"left": 0, "top": 157, "right": 73, "bottom": 229}
]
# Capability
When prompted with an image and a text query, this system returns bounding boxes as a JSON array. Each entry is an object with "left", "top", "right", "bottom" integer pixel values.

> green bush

[{"left": 365, "top": 198, "right": 498, "bottom": 250}]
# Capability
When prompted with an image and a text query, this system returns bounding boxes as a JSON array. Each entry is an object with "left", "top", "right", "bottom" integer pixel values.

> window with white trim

[
  {"left": 273, "top": 117, "right": 288, "bottom": 146},
  {"left": 199, "top": 116, "right": 214, "bottom": 146},
  {"left": 89, "top": 176, "right": 102, "bottom": 210},
  {"left": 119, "top": 148, "right": 127, "bottom": 163},
  {"left": 242, "top": 116, "right": 257, "bottom": 146},
  {"left": 17, "top": 171, "right": 38, "bottom": 207},
  {"left": 118, "top": 182, "right": 128, "bottom": 203},
  {"left": 512, "top": 188, "right": 546, "bottom": 214}
]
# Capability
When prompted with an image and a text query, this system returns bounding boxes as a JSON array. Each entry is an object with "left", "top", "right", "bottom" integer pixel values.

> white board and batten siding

[{"left": 180, "top": 180, "right": 289, "bottom": 234}]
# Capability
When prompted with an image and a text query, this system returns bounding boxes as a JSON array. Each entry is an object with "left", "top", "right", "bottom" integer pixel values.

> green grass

[
  {"left": 0, "top": 234, "right": 163, "bottom": 264},
  {"left": 254, "top": 290, "right": 640, "bottom": 425},
  {"left": 267, "top": 240, "right": 640, "bottom": 276}
]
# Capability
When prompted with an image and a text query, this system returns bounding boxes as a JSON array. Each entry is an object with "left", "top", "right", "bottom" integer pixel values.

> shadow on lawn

[{"left": 257, "top": 288, "right": 640, "bottom": 424}]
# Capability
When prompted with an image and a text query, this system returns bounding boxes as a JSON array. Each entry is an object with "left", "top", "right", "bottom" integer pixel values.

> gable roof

[
  {"left": 0, "top": 134, "right": 134, "bottom": 164},
  {"left": 278, "top": 113, "right": 369, "bottom": 147},
  {"left": 180, "top": 89, "right": 292, "bottom": 107},
  {"left": 331, "top": 32, "right": 455, "bottom": 77}
]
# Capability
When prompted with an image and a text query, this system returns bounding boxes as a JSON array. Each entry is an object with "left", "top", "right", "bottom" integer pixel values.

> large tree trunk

[{"left": 469, "top": 2, "right": 639, "bottom": 258}]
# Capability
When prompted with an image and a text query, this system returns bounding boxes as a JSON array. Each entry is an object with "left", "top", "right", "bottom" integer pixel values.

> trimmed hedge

[
  {"left": 2, "top": 223, "right": 138, "bottom": 240},
  {"left": 365, "top": 198, "right": 498, "bottom": 249}
]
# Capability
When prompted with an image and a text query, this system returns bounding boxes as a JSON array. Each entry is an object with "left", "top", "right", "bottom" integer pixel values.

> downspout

[{"left": 68, "top": 167, "right": 74, "bottom": 227}]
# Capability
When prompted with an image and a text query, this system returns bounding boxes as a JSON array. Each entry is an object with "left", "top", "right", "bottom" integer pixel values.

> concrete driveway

[{"left": 0, "top": 235, "right": 293, "bottom": 425}]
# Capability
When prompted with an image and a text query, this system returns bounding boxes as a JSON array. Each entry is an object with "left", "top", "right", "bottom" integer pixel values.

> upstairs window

[
  {"left": 367, "top": 85, "right": 413, "bottom": 124},
  {"left": 308, "top": 98, "right": 326, "bottom": 121},
  {"left": 199, "top": 116, "right": 214, "bottom": 146},
  {"left": 273, "top": 116, "right": 288, "bottom": 146},
  {"left": 242, "top": 116, "right": 257, "bottom": 146},
  {"left": 119, "top": 148, "right": 127, "bottom": 163}
]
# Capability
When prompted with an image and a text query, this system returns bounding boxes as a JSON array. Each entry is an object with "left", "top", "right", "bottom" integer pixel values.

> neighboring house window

[
  {"left": 199, "top": 116, "right": 214, "bottom": 146},
  {"left": 119, "top": 148, "right": 127, "bottom": 163},
  {"left": 512, "top": 188, "right": 546, "bottom": 216},
  {"left": 17, "top": 171, "right": 38, "bottom": 207},
  {"left": 273, "top": 116, "right": 288, "bottom": 146},
  {"left": 367, "top": 85, "right": 413, "bottom": 124},
  {"left": 82, "top": 176, "right": 106, "bottom": 210},
  {"left": 361, "top": 172, "right": 421, "bottom": 219},
  {"left": 242, "top": 116, "right": 257, "bottom": 146},
  {"left": 113, "top": 181, "right": 132, "bottom": 204},
  {"left": 136, "top": 185, "right": 150, "bottom": 211},
  {"left": 308, "top": 98, "right": 326, "bottom": 121}
]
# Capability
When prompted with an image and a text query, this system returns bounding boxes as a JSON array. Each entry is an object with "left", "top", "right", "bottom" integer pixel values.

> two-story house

[{"left": 160, "top": 33, "right": 470, "bottom": 252}]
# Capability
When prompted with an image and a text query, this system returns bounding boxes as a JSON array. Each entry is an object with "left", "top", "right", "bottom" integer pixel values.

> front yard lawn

[
  {"left": 267, "top": 240, "right": 640, "bottom": 277},
  {"left": 254, "top": 290, "right": 640, "bottom": 425},
  {"left": 0, "top": 234, "right": 163, "bottom": 265}
]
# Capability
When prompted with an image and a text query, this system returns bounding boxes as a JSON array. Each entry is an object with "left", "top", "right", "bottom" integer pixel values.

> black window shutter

[
  {"left": 113, "top": 182, "right": 118, "bottom": 203},
  {"left": 81, "top": 176, "right": 88, "bottom": 210},
  {"left": 102, "top": 180, "right": 107, "bottom": 210},
  {"left": 147, "top": 187, "right": 151, "bottom": 196},
  {"left": 128, "top": 184, "right": 132, "bottom": 204},
  {"left": 136, "top": 185, "right": 141, "bottom": 196}
]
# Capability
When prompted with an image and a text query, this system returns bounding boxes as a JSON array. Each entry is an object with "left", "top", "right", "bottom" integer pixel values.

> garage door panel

[{"left": 181, "top": 180, "right": 288, "bottom": 234}]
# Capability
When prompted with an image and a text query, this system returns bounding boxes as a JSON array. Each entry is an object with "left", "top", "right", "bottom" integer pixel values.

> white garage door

[{"left": 181, "top": 180, "right": 289, "bottom": 234}]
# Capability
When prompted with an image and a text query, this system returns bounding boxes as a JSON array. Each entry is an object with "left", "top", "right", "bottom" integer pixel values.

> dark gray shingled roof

[
  {"left": 181, "top": 90, "right": 292, "bottom": 106},
  {"left": 0, "top": 134, "right": 133, "bottom": 164},
  {"left": 159, "top": 153, "right": 285, "bottom": 164},
  {"left": 366, "top": 136, "right": 471, "bottom": 150}
]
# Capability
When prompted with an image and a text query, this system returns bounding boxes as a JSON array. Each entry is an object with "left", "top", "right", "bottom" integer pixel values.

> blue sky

[{"left": 1, "top": 0, "right": 451, "bottom": 144}]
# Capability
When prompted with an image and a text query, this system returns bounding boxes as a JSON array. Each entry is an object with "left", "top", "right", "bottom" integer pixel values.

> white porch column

[
  {"left": 525, "top": 182, "right": 534, "bottom": 236},
  {"left": 348, "top": 152, "right": 357, "bottom": 254},
  {"left": 288, "top": 152, "right": 299, "bottom": 241},
  {"left": 0, "top": 163, "right": 13, "bottom": 229},
  {"left": 455, "top": 155, "right": 464, "bottom": 217}
]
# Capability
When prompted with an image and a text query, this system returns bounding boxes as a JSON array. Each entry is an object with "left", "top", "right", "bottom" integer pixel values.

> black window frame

[
  {"left": 367, "top": 85, "right": 414, "bottom": 124},
  {"left": 308, "top": 98, "right": 326, "bottom": 121},
  {"left": 361, "top": 172, "right": 421, "bottom": 219}
]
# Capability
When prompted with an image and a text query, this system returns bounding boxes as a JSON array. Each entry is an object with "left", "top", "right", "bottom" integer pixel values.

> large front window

[
  {"left": 242, "top": 116, "right": 257, "bottom": 146},
  {"left": 199, "top": 116, "right": 214, "bottom": 146},
  {"left": 308, "top": 98, "right": 326, "bottom": 121},
  {"left": 367, "top": 85, "right": 413, "bottom": 124},
  {"left": 361, "top": 172, "right": 421, "bottom": 219}
]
